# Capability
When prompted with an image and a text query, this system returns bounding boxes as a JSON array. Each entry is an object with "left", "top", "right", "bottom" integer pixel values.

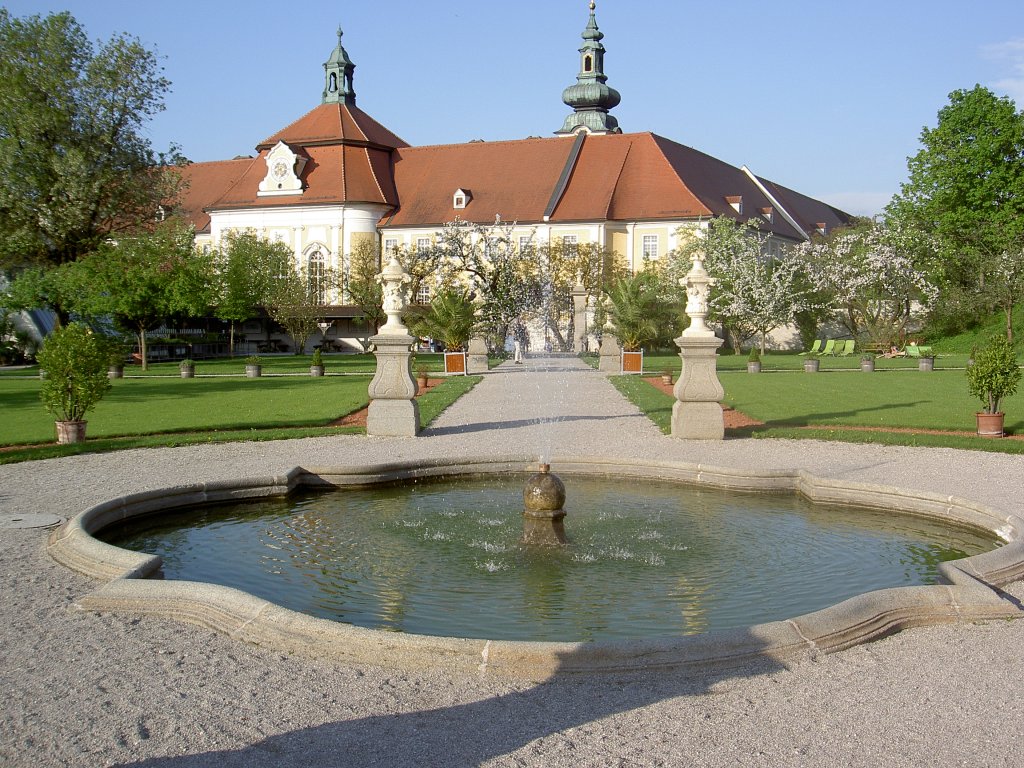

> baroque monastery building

[{"left": 177, "top": 3, "right": 852, "bottom": 351}]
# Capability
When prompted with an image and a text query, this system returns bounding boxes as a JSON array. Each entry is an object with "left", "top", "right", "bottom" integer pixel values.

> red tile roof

[
  {"left": 173, "top": 111, "right": 851, "bottom": 241},
  {"left": 173, "top": 158, "right": 255, "bottom": 233},
  {"left": 258, "top": 102, "right": 409, "bottom": 150},
  {"left": 382, "top": 132, "right": 852, "bottom": 236}
]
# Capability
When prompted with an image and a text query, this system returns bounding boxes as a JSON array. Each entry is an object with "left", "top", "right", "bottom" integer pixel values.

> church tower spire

[
  {"left": 322, "top": 26, "right": 356, "bottom": 105},
  {"left": 555, "top": 1, "right": 621, "bottom": 135}
]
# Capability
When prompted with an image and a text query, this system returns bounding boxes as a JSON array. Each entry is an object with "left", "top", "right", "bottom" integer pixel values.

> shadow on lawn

[{"left": 726, "top": 400, "right": 930, "bottom": 438}]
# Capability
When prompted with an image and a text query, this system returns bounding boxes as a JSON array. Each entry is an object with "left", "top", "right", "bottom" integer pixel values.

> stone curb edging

[{"left": 47, "top": 457, "right": 1024, "bottom": 680}]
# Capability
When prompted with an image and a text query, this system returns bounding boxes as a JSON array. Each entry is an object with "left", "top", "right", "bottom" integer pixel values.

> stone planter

[
  {"left": 803, "top": 359, "right": 820, "bottom": 373},
  {"left": 108, "top": 365, "right": 124, "bottom": 379},
  {"left": 860, "top": 359, "right": 875, "bottom": 372},
  {"left": 661, "top": 374, "right": 673, "bottom": 385},
  {"left": 245, "top": 364, "right": 262, "bottom": 378},
  {"left": 919, "top": 356, "right": 934, "bottom": 371},
  {"left": 180, "top": 365, "right": 195, "bottom": 379},
  {"left": 747, "top": 362, "right": 761, "bottom": 374},
  {"left": 417, "top": 375, "right": 429, "bottom": 390},
  {"left": 310, "top": 365, "right": 325, "bottom": 377},
  {"left": 976, "top": 412, "right": 1005, "bottom": 438},
  {"left": 55, "top": 420, "right": 87, "bottom": 444}
]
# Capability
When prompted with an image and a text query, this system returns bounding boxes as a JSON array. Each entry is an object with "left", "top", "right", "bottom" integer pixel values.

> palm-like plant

[
  {"left": 605, "top": 272, "right": 668, "bottom": 351},
  {"left": 408, "top": 288, "right": 477, "bottom": 351}
]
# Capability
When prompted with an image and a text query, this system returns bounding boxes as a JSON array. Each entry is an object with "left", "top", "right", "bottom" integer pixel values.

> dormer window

[
  {"left": 816, "top": 222, "right": 828, "bottom": 236},
  {"left": 725, "top": 195, "right": 743, "bottom": 215},
  {"left": 759, "top": 206, "right": 774, "bottom": 223},
  {"left": 453, "top": 188, "right": 472, "bottom": 209}
]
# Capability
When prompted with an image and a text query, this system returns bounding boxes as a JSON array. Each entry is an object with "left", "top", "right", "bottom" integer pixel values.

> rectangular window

[
  {"left": 384, "top": 238, "right": 398, "bottom": 254},
  {"left": 416, "top": 237, "right": 431, "bottom": 252},
  {"left": 416, "top": 283, "right": 432, "bottom": 304},
  {"left": 519, "top": 236, "right": 533, "bottom": 254},
  {"left": 562, "top": 234, "right": 578, "bottom": 257},
  {"left": 642, "top": 235, "right": 659, "bottom": 261}
]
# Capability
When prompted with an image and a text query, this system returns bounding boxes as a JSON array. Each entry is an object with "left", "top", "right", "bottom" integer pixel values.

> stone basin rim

[{"left": 46, "top": 455, "right": 1024, "bottom": 680}]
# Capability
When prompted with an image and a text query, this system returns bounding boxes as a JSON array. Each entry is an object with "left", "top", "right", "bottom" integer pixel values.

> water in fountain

[{"left": 100, "top": 473, "right": 999, "bottom": 643}]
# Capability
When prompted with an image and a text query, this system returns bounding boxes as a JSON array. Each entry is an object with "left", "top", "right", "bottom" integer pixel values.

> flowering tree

[
  {"left": 434, "top": 217, "right": 541, "bottom": 350},
  {"left": 668, "top": 217, "right": 821, "bottom": 353},
  {"left": 533, "top": 240, "right": 627, "bottom": 350},
  {"left": 793, "top": 221, "right": 938, "bottom": 346}
]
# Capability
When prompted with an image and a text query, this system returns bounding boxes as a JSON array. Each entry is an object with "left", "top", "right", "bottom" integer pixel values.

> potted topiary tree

[
  {"left": 36, "top": 323, "right": 113, "bottom": 444},
  {"left": 966, "top": 335, "right": 1021, "bottom": 437},
  {"left": 310, "top": 347, "right": 325, "bottom": 377},
  {"left": 747, "top": 347, "right": 761, "bottom": 373},
  {"left": 605, "top": 273, "right": 666, "bottom": 375}
]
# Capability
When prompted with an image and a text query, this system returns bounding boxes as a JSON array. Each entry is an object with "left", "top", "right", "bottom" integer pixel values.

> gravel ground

[{"left": 2, "top": 356, "right": 1023, "bottom": 767}]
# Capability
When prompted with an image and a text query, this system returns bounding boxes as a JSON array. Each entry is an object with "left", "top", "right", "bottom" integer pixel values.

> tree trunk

[
  {"left": 1006, "top": 305, "right": 1014, "bottom": 344},
  {"left": 229, "top": 322, "right": 236, "bottom": 357},
  {"left": 138, "top": 327, "right": 149, "bottom": 371}
]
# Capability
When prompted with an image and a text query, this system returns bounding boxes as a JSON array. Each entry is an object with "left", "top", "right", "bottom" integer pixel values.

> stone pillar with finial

[
  {"left": 367, "top": 255, "right": 420, "bottom": 436},
  {"left": 598, "top": 296, "right": 621, "bottom": 373},
  {"left": 671, "top": 255, "right": 725, "bottom": 439}
]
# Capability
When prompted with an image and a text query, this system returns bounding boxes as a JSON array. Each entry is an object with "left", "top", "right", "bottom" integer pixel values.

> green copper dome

[{"left": 555, "top": 2, "right": 621, "bottom": 135}]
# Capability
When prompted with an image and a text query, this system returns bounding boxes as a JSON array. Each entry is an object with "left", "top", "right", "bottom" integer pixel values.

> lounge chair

[
  {"left": 820, "top": 339, "right": 837, "bottom": 356},
  {"left": 837, "top": 339, "right": 855, "bottom": 356},
  {"left": 905, "top": 344, "right": 921, "bottom": 358},
  {"left": 798, "top": 339, "right": 823, "bottom": 357}
]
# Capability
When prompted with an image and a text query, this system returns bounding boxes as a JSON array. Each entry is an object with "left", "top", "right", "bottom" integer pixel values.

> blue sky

[{"left": 6, "top": 1, "right": 1024, "bottom": 216}]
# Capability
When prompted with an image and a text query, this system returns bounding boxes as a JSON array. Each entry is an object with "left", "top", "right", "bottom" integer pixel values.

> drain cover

[{"left": 0, "top": 513, "right": 64, "bottom": 529}]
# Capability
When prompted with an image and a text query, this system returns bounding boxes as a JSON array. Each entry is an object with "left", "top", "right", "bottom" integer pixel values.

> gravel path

[{"left": 2, "top": 356, "right": 1023, "bottom": 767}]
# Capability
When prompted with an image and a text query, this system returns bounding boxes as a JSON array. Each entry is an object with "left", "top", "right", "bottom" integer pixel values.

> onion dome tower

[{"left": 555, "top": 1, "right": 622, "bottom": 135}]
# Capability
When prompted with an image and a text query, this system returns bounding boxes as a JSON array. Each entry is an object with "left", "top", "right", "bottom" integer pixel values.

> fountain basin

[{"left": 48, "top": 457, "right": 1024, "bottom": 679}]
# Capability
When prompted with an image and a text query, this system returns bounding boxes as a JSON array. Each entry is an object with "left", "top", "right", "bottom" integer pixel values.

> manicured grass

[
  {"left": 639, "top": 351, "right": 973, "bottom": 373},
  {"left": 0, "top": 374, "right": 480, "bottom": 463},
  {"left": 610, "top": 367, "right": 1024, "bottom": 454}
]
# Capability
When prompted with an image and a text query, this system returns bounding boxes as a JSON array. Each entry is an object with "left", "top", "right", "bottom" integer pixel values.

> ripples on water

[{"left": 101, "top": 475, "right": 999, "bottom": 642}]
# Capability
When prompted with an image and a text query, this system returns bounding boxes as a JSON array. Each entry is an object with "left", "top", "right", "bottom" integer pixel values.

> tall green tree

[
  {"left": 0, "top": 10, "right": 182, "bottom": 274},
  {"left": 887, "top": 85, "right": 1024, "bottom": 340},
  {"left": 213, "top": 231, "right": 293, "bottom": 354},
  {"left": 69, "top": 223, "right": 212, "bottom": 369}
]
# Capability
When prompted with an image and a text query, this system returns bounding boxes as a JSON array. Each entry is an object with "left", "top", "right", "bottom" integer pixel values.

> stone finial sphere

[{"left": 523, "top": 467, "right": 566, "bottom": 513}]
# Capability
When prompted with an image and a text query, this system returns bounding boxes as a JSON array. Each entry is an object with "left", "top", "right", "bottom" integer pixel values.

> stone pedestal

[
  {"left": 467, "top": 336, "right": 489, "bottom": 374},
  {"left": 571, "top": 285, "right": 588, "bottom": 352},
  {"left": 671, "top": 334, "right": 725, "bottom": 440},
  {"left": 367, "top": 333, "right": 420, "bottom": 437},
  {"left": 598, "top": 332, "right": 621, "bottom": 373}
]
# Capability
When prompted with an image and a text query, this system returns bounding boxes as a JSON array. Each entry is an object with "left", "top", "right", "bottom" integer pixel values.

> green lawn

[
  {"left": 0, "top": 373, "right": 480, "bottom": 463},
  {"left": 611, "top": 367, "right": 1024, "bottom": 454}
]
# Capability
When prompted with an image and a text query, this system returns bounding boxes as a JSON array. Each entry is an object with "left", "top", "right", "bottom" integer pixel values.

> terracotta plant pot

[
  {"left": 417, "top": 376, "right": 429, "bottom": 389},
  {"left": 976, "top": 412, "right": 1005, "bottom": 438},
  {"left": 55, "top": 420, "right": 87, "bottom": 444}
]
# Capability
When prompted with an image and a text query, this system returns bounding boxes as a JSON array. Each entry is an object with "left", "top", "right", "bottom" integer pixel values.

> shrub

[
  {"left": 36, "top": 323, "right": 112, "bottom": 422},
  {"left": 966, "top": 335, "right": 1021, "bottom": 414},
  {"left": 311, "top": 348, "right": 323, "bottom": 367}
]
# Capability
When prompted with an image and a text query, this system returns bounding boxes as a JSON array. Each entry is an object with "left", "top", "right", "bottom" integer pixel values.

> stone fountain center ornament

[
  {"left": 671, "top": 254, "right": 725, "bottom": 439},
  {"left": 367, "top": 255, "right": 420, "bottom": 436}
]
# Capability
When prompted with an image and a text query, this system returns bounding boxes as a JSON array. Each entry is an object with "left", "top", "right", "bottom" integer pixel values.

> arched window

[
  {"left": 307, "top": 249, "right": 327, "bottom": 304},
  {"left": 584, "top": 55, "right": 592, "bottom": 73}
]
